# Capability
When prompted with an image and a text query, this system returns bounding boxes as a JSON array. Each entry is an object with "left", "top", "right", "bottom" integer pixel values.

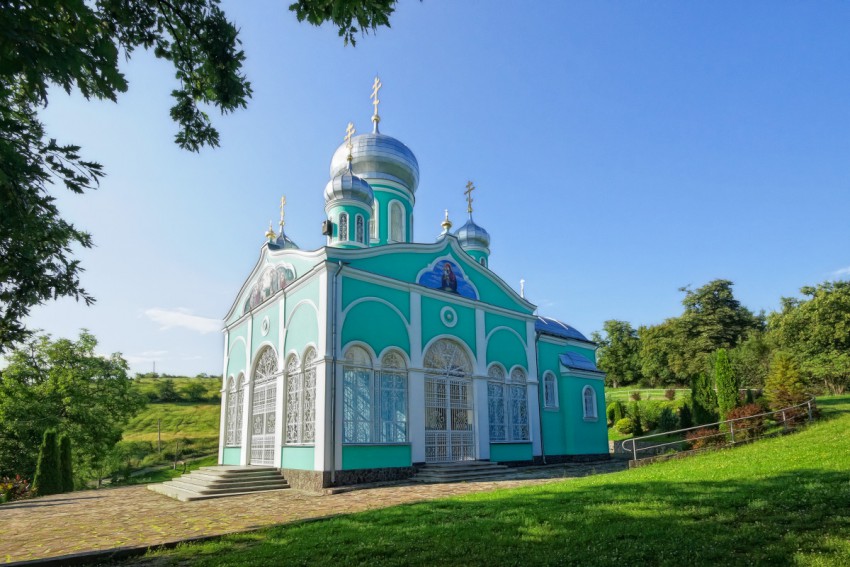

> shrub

[
  {"left": 630, "top": 402, "right": 644, "bottom": 436},
  {"left": 155, "top": 379, "right": 180, "bottom": 403},
  {"left": 658, "top": 407, "right": 679, "bottom": 432},
  {"left": 615, "top": 418, "right": 634, "bottom": 435},
  {"left": 640, "top": 401, "right": 665, "bottom": 431},
  {"left": 679, "top": 403, "right": 693, "bottom": 429},
  {"left": 715, "top": 348, "right": 741, "bottom": 417},
  {"left": 664, "top": 388, "right": 676, "bottom": 400},
  {"left": 765, "top": 352, "right": 810, "bottom": 411},
  {"left": 33, "top": 430, "right": 62, "bottom": 496},
  {"left": 630, "top": 391, "right": 642, "bottom": 401},
  {"left": 685, "top": 427, "right": 724, "bottom": 450},
  {"left": 0, "top": 475, "right": 33, "bottom": 503},
  {"left": 59, "top": 434, "right": 74, "bottom": 493},
  {"left": 606, "top": 401, "right": 625, "bottom": 426},
  {"left": 745, "top": 388, "right": 755, "bottom": 405},
  {"left": 691, "top": 373, "right": 718, "bottom": 425},
  {"left": 725, "top": 403, "right": 765, "bottom": 440},
  {"left": 183, "top": 382, "right": 208, "bottom": 402}
]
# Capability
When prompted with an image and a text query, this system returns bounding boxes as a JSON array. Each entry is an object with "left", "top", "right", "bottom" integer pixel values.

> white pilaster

[
  {"left": 409, "top": 291, "right": 424, "bottom": 463},
  {"left": 474, "top": 308, "right": 489, "bottom": 460},
  {"left": 218, "top": 331, "right": 230, "bottom": 464},
  {"left": 526, "top": 319, "right": 542, "bottom": 456},
  {"left": 240, "top": 316, "right": 254, "bottom": 465},
  {"left": 314, "top": 269, "right": 329, "bottom": 471},
  {"left": 273, "top": 297, "right": 286, "bottom": 468}
]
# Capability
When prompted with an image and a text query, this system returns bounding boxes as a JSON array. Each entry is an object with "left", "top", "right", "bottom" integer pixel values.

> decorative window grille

[
  {"left": 356, "top": 214, "right": 365, "bottom": 243},
  {"left": 424, "top": 339, "right": 471, "bottom": 377},
  {"left": 543, "top": 372, "right": 558, "bottom": 409},
  {"left": 424, "top": 339, "right": 473, "bottom": 462},
  {"left": 583, "top": 385, "right": 598, "bottom": 419},
  {"left": 342, "top": 347, "right": 408, "bottom": 444},
  {"left": 250, "top": 349, "right": 278, "bottom": 466},
  {"left": 339, "top": 213, "right": 349, "bottom": 242},
  {"left": 487, "top": 365, "right": 530, "bottom": 442},
  {"left": 370, "top": 203, "right": 378, "bottom": 239},
  {"left": 234, "top": 374, "right": 244, "bottom": 443},
  {"left": 225, "top": 376, "right": 237, "bottom": 446},
  {"left": 284, "top": 349, "right": 317, "bottom": 444},
  {"left": 390, "top": 201, "right": 403, "bottom": 242}
]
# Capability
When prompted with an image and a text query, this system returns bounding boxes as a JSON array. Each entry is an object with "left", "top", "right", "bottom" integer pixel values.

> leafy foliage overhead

[{"left": 289, "top": 0, "right": 398, "bottom": 45}]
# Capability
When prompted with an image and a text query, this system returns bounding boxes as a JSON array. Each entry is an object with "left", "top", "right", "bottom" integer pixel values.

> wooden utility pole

[{"left": 157, "top": 419, "right": 162, "bottom": 455}]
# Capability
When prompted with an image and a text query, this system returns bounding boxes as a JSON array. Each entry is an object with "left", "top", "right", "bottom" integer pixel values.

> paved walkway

[{"left": 0, "top": 460, "right": 627, "bottom": 564}]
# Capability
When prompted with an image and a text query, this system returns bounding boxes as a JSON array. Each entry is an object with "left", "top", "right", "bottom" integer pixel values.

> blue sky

[{"left": 26, "top": 1, "right": 850, "bottom": 375}]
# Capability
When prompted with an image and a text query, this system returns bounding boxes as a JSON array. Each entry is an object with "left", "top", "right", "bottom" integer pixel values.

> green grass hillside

[{"left": 140, "top": 396, "right": 850, "bottom": 566}]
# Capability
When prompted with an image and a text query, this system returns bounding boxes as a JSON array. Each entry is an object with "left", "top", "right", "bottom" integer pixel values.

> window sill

[
  {"left": 342, "top": 442, "right": 410, "bottom": 447},
  {"left": 489, "top": 440, "right": 532, "bottom": 445},
  {"left": 543, "top": 406, "right": 559, "bottom": 412},
  {"left": 283, "top": 443, "right": 315, "bottom": 447},
  {"left": 583, "top": 416, "right": 599, "bottom": 422}
]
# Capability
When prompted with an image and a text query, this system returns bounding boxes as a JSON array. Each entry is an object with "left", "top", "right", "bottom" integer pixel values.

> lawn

[{"left": 130, "top": 395, "right": 850, "bottom": 566}]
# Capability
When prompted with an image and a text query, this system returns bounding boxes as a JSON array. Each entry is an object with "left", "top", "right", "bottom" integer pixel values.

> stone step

[
  {"left": 167, "top": 479, "right": 289, "bottom": 495},
  {"left": 148, "top": 483, "right": 290, "bottom": 502},
  {"left": 184, "top": 470, "right": 286, "bottom": 483},
  {"left": 171, "top": 475, "right": 288, "bottom": 490},
  {"left": 411, "top": 460, "right": 511, "bottom": 483}
]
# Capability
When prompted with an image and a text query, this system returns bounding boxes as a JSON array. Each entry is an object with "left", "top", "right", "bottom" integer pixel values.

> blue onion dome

[
  {"left": 455, "top": 215, "right": 491, "bottom": 249},
  {"left": 323, "top": 169, "right": 375, "bottom": 207},
  {"left": 329, "top": 132, "right": 420, "bottom": 192}
]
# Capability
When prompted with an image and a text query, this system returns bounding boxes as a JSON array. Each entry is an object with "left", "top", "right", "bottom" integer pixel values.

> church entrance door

[
  {"left": 423, "top": 339, "right": 475, "bottom": 463},
  {"left": 250, "top": 348, "right": 278, "bottom": 466}
]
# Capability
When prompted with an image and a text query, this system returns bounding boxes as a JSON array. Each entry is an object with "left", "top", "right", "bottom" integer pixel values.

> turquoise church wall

[
  {"left": 486, "top": 329, "right": 527, "bottom": 371},
  {"left": 371, "top": 185, "right": 413, "bottom": 244},
  {"left": 561, "top": 377, "right": 608, "bottom": 455},
  {"left": 342, "top": 445, "right": 411, "bottom": 470},
  {"left": 421, "top": 295, "right": 476, "bottom": 356},
  {"left": 284, "top": 279, "right": 320, "bottom": 357},
  {"left": 537, "top": 340, "right": 569, "bottom": 455},
  {"left": 222, "top": 447, "right": 241, "bottom": 465},
  {"left": 341, "top": 277, "right": 410, "bottom": 321},
  {"left": 485, "top": 312, "right": 526, "bottom": 339},
  {"left": 251, "top": 304, "right": 279, "bottom": 354},
  {"left": 490, "top": 443, "right": 532, "bottom": 463},
  {"left": 342, "top": 300, "right": 410, "bottom": 357},
  {"left": 226, "top": 332, "right": 248, "bottom": 378},
  {"left": 282, "top": 446, "right": 315, "bottom": 470}
]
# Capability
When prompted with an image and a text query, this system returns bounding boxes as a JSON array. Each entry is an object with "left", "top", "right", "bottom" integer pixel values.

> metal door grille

[
  {"left": 250, "top": 377, "right": 277, "bottom": 465},
  {"left": 425, "top": 376, "right": 474, "bottom": 462}
]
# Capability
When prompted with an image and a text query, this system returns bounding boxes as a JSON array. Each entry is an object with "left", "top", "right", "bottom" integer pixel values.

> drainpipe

[
  {"left": 329, "top": 261, "right": 345, "bottom": 484},
  {"left": 535, "top": 331, "right": 546, "bottom": 465}
]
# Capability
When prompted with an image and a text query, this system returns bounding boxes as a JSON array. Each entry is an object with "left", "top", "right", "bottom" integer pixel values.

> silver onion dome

[
  {"left": 324, "top": 170, "right": 375, "bottom": 206},
  {"left": 330, "top": 133, "right": 419, "bottom": 192},
  {"left": 271, "top": 232, "right": 299, "bottom": 250},
  {"left": 455, "top": 216, "right": 491, "bottom": 249}
]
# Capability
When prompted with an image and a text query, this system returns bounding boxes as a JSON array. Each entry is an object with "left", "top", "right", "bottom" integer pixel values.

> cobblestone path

[{"left": 1, "top": 460, "right": 626, "bottom": 564}]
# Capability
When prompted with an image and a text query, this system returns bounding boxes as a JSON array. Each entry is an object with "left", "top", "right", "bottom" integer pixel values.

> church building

[{"left": 218, "top": 79, "right": 608, "bottom": 490}]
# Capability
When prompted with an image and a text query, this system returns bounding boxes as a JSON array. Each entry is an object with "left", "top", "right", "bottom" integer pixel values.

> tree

[
  {"left": 677, "top": 280, "right": 760, "bottom": 379},
  {"left": 183, "top": 381, "right": 208, "bottom": 402},
  {"left": 714, "top": 348, "right": 740, "bottom": 418},
  {"left": 638, "top": 321, "right": 684, "bottom": 386},
  {"left": 769, "top": 280, "right": 850, "bottom": 394},
  {"left": 728, "top": 330, "right": 773, "bottom": 389},
  {"left": 0, "top": 0, "right": 397, "bottom": 351},
  {"left": 592, "top": 320, "right": 643, "bottom": 387},
  {"left": 59, "top": 434, "right": 74, "bottom": 493},
  {"left": 156, "top": 378, "right": 180, "bottom": 403},
  {"left": 0, "top": 331, "right": 145, "bottom": 483},
  {"left": 690, "top": 372, "right": 718, "bottom": 426},
  {"left": 764, "top": 351, "right": 809, "bottom": 411},
  {"left": 33, "top": 429, "right": 61, "bottom": 496}
]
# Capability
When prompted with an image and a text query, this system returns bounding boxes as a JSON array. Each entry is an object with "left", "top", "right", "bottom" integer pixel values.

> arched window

[
  {"left": 370, "top": 202, "right": 378, "bottom": 240},
  {"left": 583, "top": 385, "right": 598, "bottom": 420},
  {"left": 234, "top": 374, "right": 245, "bottom": 443},
  {"left": 479, "top": 257, "right": 487, "bottom": 268},
  {"left": 284, "top": 353, "right": 300, "bottom": 444},
  {"left": 389, "top": 201, "right": 404, "bottom": 242},
  {"left": 423, "top": 339, "right": 472, "bottom": 376},
  {"left": 302, "top": 348, "right": 317, "bottom": 442},
  {"left": 356, "top": 214, "right": 365, "bottom": 244},
  {"left": 338, "top": 213, "right": 349, "bottom": 242},
  {"left": 343, "top": 346, "right": 372, "bottom": 443},
  {"left": 379, "top": 351, "right": 407, "bottom": 442},
  {"left": 251, "top": 349, "right": 278, "bottom": 465},
  {"left": 225, "top": 376, "right": 237, "bottom": 446},
  {"left": 543, "top": 372, "right": 558, "bottom": 409},
  {"left": 487, "top": 365, "right": 530, "bottom": 442}
]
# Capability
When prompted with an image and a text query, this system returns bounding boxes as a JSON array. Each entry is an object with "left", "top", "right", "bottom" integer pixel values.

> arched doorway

[
  {"left": 423, "top": 338, "right": 474, "bottom": 462},
  {"left": 250, "top": 347, "right": 278, "bottom": 466}
]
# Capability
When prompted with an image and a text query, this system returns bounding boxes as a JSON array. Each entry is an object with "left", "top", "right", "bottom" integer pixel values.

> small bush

[
  {"left": 0, "top": 475, "right": 33, "bottom": 503},
  {"left": 658, "top": 407, "right": 679, "bottom": 432},
  {"left": 615, "top": 417, "right": 635, "bottom": 435},
  {"left": 679, "top": 403, "right": 693, "bottom": 429},
  {"left": 685, "top": 427, "right": 724, "bottom": 450},
  {"left": 630, "top": 391, "right": 642, "bottom": 401},
  {"left": 726, "top": 403, "right": 765, "bottom": 440},
  {"left": 640, "top": 401, "right": 665, "bottom": 431},
  {"left": 606, "top": 401, "right": 625, "bottom": 426},
  {"left": 664, "top": 388, "right": 676, "bottom": 400}
]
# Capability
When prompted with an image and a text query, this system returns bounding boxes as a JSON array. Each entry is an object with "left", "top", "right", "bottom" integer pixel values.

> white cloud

[
  {"left": 832, "top": 266, "right": 850, "bottom": 278},
  {"left": 124, "top": 350, "right": 169, "bottom": 365},
  {"left": 144, "top": 307, "right": 221, "bottom": 334}
]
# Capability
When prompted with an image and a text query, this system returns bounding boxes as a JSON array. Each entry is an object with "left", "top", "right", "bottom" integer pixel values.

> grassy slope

[
  {"left": 141, "top": 396, "right": 850, "bottom": 567},
  {"left": 120, "top": 402, "right": 221, "bottom": 466}
]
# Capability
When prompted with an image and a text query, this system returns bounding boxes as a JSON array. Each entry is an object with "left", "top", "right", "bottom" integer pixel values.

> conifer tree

[
  {"left": 33, "top": 430, "right": 61, "bottom": 496},
  {"left": 764, "top": 352, "right": 809, "bottom": 410},
  {"left": 715, "top": 348, "right": 740, "bottom": 418},
  {"left": 691, "top": 373, "right": 718, "bottom": 425},
  {"left": 679, "top": 403, "right": 693, "bottom": 429},
  {"left": 59, "top": 434, "right": 74, "bottom": 493}
]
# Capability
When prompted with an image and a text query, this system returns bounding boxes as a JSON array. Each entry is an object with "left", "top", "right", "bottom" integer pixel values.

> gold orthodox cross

[
  {"left": 371, "top": 76, "right": 382, "bottom": 121},
  {"left": 464, "top": 181, "right": 475, "bottom": 214},
  {"left": 279, "top": 196, "right": 286, "bottom": 229},
  {"left": 345, "top": 122, "right": 355, "bottom": 160}
]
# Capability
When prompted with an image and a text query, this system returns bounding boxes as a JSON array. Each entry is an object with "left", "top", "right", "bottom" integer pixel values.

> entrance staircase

[
  {"left": 148, "top": 466, "right": 289, "bottom": 502},
  {"left": 411, "top": 460, "right": 511, "bottom": 483}
]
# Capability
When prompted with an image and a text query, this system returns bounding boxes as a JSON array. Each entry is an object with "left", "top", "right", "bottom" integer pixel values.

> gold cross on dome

[
  {"left": 464, "top": 181, "right": 475, "bottom": 214},
  {"left": 279, "top": 196, "right": 286, "bottom": 229},
  {"left": 345, "top": 121, "right": 355, "bottom": 157},
  {"left": 371, "top": 76, "right": 382, "bottom": 117}
]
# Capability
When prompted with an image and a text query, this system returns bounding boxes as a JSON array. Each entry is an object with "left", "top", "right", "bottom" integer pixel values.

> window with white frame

[
  {"left": 487, "top": 365, "right": 530, "bottom": 442},
  {"left": 390, "top": 201, "right": 403, "bottom": 242},
  {"left": 370, "top": 202, "right": 378, "bottom": 240},
  {"left": 338, "top": 213, "right": 349, "bottom": 242},
  {"left": 356, "top": 214, "right": 365, "bottom": 244},
  {"left": 285, "top": 349, "right": 317, "bottom": 444},
  {"left": 343, "top": 347, "right": 408, "bottom": 443},
  {"left": 582, "top": 385, "right": 598, "bottom": 420},
  {"left": 225, "top": 374, "right": 245, "bottom": 446},
  {"left": 543, "top": 372, "right": 558, "bottom": 409}
]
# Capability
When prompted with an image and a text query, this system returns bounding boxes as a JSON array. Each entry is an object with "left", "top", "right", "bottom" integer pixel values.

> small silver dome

[
  {"left": 324, "top": 170, "right": 375, "bottom": 206},
  {"left": 330, "top": 133, "right": 419, "bottom": 192},
  {"left": 270, "top": 232, "right": 299, "bottom": 250},
  {"left": 455, "top": 216, "right": 491, "bottom": 249}
]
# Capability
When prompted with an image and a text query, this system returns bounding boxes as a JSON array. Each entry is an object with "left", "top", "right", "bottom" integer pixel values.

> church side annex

[{"left": 218, "top": 79, "right": 609, "bottom": 490}]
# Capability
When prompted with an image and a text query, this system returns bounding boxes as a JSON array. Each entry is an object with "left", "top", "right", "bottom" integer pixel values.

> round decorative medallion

[
  {"left": 440, "top": 306, "right": 458, "bottom": 328},
  {"left": 261, "top": 316, "right": 270, "bottom": 336}
]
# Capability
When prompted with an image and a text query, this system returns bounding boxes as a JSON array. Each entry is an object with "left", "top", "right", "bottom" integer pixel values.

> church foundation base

[
  {"left": 281, "top": 469, "right": 331, "bottom": 493},
  {"left": 529, "top": 453, "right": 612, "bottom": 465},
  {"left": 331, "top": 466, "right": 417, "bottom": 487}
]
